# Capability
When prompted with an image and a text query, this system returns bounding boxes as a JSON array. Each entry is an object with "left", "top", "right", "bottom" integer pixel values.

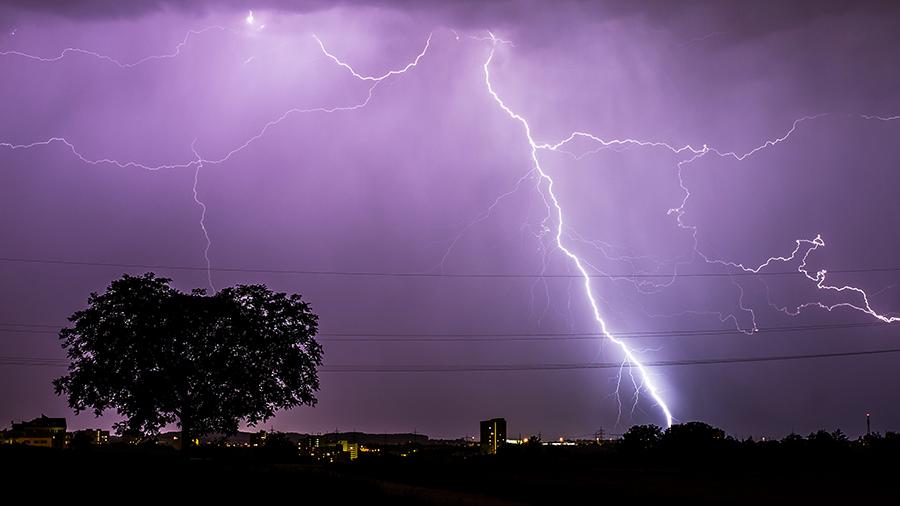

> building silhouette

[
  {"left": 339, "top": 440, "right": 359, "bottom": 460},
  {"left": 480, "top": 418, "right": 506, "bottom": 454},
  {"left": 72, "top": 429, "right": 110, "bottom": 446},
  {"left": 3, "top": 415, "right": 67, "bottom": 448}
]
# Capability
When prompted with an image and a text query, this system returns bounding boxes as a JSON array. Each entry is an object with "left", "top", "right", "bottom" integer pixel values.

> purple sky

[{"left": 1, "top": 1, "right": 899, "bottom": 439}]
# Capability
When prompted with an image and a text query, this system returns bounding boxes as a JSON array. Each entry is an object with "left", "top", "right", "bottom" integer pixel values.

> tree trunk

[{"left": 181, "top": 405, "right": 192, "bottom": 455}]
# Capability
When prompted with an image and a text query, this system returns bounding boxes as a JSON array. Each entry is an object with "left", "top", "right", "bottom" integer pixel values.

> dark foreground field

[{"left": 2, "top": 443, "right": 898, "bottom": 504}]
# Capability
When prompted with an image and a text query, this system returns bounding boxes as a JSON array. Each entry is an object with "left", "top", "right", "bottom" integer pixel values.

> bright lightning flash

[
  {"left": 2, "top": 21, "right": 899, "bottom": 430},
  {"left": 482, "top": 34, "right": 675, "bottom": 427}
]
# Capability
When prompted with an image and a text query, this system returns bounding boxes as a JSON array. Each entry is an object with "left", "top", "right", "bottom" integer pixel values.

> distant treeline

[
  {"left": 492, "top": 421, "right": 900, "bottom": 467},
  {"left": 618, "top": 421, "right": 899, "bottom": 451}
]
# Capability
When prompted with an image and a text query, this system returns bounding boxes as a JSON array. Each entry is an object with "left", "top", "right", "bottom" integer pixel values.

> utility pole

[{"left": 866, "top": 413, "right": 871, "bottom": 436}]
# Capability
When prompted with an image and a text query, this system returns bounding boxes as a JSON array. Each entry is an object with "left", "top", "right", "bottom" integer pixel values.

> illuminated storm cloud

[{"left": 1, "top": 1, "right": 899, "bottom": 437}]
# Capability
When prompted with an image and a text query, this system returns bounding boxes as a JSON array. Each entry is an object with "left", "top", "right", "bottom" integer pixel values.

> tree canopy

[
  {"left": 53, "top": 273, "right": 323, "bottom": 447},
  {"left": 622, "top": 424, "right": 663, "bottom": 451}
]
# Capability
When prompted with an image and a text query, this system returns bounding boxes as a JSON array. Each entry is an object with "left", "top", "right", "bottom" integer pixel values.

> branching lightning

[
  {"left": 0, "top": 25, "right": 433, "bottom": 170},
  {"left": 1, "top": 13, "right": 898, "bottom": 428},
  {"left": 482, "top": 33, "right": 674, "bottom": 426},
  {"left": 0, "top": 18, "right": 432, "bottom": 302},
  {"left": 0, "top": 25, "right": 235, "bottom": 68}
]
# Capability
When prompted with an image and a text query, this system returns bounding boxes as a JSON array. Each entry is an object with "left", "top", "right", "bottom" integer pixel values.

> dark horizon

[{"left": 2, "top": 0, "right": 899, "bottom": 440}]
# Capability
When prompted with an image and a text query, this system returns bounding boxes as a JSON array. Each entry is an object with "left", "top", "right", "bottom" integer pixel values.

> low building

[
  {"left": 4, "top": 415, "right": 68, "bottom": 448},
  {"left": 72, "top": 429, "right": 110, "bottom": 446},
  {"left": 314, "top": 443, "right": 351, "bottom": 463},
  {"left": 250, "top": 430, "right": 268, "bottom": 447}
]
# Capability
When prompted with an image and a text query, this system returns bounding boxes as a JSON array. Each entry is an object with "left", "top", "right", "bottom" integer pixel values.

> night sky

[{"left": 2, "top": 0, "right": 899, "bottom": 440}]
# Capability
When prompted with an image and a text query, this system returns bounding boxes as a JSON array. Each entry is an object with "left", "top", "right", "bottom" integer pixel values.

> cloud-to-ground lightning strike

[
  {"left": 481, "top": 34, "right": 675, "bottom": 427},
  {"left": 506, "top": 108, "right": 900, "bottom": 332},
  {"left": 462, "top": 32, "right": 898, "bottom": 424},
  {"left": 190, "top": 140, "right": 215, "bottom": 293},
  {"left": 2, "top": 13, "right": 899, "bottom": 429}
]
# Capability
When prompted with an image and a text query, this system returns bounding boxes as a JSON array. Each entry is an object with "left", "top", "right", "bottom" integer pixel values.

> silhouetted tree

[
  {"left": 68, "top": 430, "right": 97, "bottom": 451},
  {"left": 780, "top": 432, "right": 805, "bottom": 450},
  {"left": 662, "top": 422, "right": 728, "bottom": 452},
  {"left": 525, "top": 434, "right": 542, "bottom": 446},
  {"left": 782, "top": 433, "right": 804, "bottom": 443},
  {"left": 53, "top": 273, "right": 323, "bottom": 453},
  {"left": 860, "top": 432, "right": 883, "bottom": 447},
  {"left": 263, "top": 431, "right": 298, "bottom": 460},
  {"left": 873, "top": 431, "right": 900, "bottom": 452},
  {"left": 622, "top": 424, "right": 663, "bottom": 451},
  {"left": 807, "top": 429, "right": 849, "bottom": 450},
  {"left": 264, "top": 431, "right": 294, "bottom": 449}
]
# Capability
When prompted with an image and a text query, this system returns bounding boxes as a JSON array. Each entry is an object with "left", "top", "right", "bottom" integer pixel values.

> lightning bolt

[
  {"left": 667, "top": 114, "right": 900, "bottom": 327},
  {"left": 0, "top": 31, "right": 433, "bottom": 170},
  {"left": 2, "top": 16, "right": 898, "bottom": 429},
  {"left": 530, "top": 109, "right": 900, "bottom": 332},
  {"left": 481, "top": 34, "right": 675, "bottom": 427},
  {"left": 0, "top": 25, "right": 235, "bottom": 68},
  {"left": 190, "top": 139, "right": 215, "bottom": 293},
  {"left": 0, "top": 22, "right": 433, "bottom": 303},
  {"left": 313, "top": 33, "right": 433, "bottom": 81},
  {"left": 468, "top": 33, "right": 899, "bottom": 425}
]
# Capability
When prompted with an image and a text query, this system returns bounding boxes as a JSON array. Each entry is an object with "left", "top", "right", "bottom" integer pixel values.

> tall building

[
  {"left": 480, "top": 418, "right": 507, "bottom": 455},
  {"left": 339, "top": 440, "right": 359, "bottom": 460}
]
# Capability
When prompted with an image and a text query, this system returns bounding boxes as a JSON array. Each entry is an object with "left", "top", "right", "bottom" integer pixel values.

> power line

[
  {"left": 0, "top": 323, "right": 61, "bottom": 329},
  {"left": 3, "top": 347, "right": 900, "bottom": 370},
  {"left": 318, "top": 321, "right": 897, "bottom": 341},
  {"left": 1, "top": 321, "right": 893, "bottom": 334},
  {"left": 1, "top": 320, "right": 894, "bottom": 341},
  {"left": 2, "top": 256, "right": 899, "bottom": 279},
  {"left": 322, "top": 348, "right": 900, "bottom": 370}
]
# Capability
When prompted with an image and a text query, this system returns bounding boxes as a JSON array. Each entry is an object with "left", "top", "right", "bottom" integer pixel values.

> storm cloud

[{"left": 1, "top": 0, "right": 899, "bottom": 438}]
